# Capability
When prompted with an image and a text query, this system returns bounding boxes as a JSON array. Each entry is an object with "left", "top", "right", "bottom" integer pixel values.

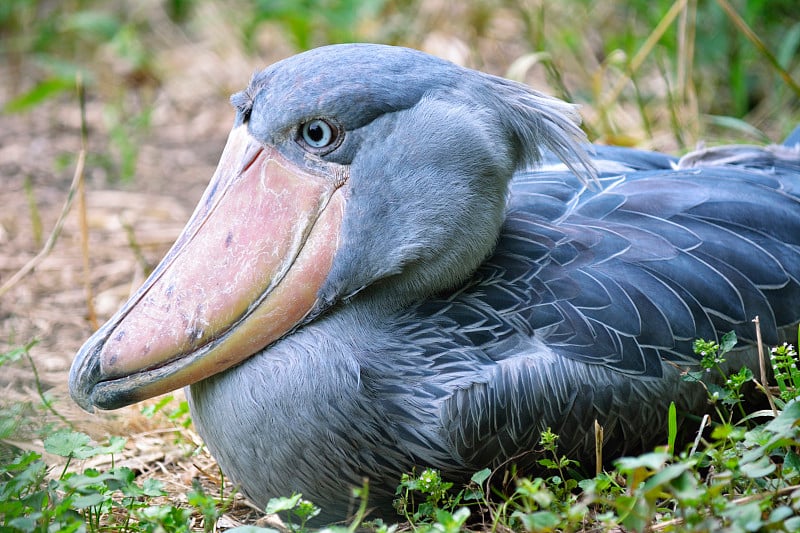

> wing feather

[{"left": 427, "top": 146, "right": 800, "bottom": 469}]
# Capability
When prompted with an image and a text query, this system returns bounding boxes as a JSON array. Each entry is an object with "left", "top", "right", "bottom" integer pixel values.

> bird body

[{"left": 69, "top": 44, "right": 800, "bottom": 523}]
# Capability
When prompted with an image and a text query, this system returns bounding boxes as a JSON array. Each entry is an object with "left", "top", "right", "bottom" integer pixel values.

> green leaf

[
  {"left": 8, "top": 516, "right": 37, "bottom": 532},
  {"left": 711, "top": 423, "right": 745, "bottom": 441},
  {"left": 667, "top": 401, "right": 677, "bottom": 455},
  {"left": 707, "top": 383, "right": 732, "bottom": 403},
  {"left": 783, "top": 450, "right": 800, "bottom": 474},
  {"left": 512, "top": 509, "right": 560, "bottom": 531},
  {"left": 90, "top": 435, "right": 127, "bottom": 456},
  {"left": 615, "top": 452, "right": 670, "bottom": 472},
  {"left": 43, "top": 430, "right": 91, "bottom": 457},
  {"left": 470, "top": 467, "right": 491, "bottom": 485},
  {"left": 3, "top": 78, "right": 74, "bottom": 113},
  {"left": 0, "top": 342, "right": 37, "bottom": 366},
  {"left": 265, "top": 493, "right": 303, "bottom": 514},
  {"left": 293, "top": 499, "right": 320, "bottom": 520},
  {"left": 578, "top": 474, "right": 612, "bottom": 493},
  {"left": 141, "top": 394, "right": 175, "bottom": 418},
  {"left": 434, "top": 507, "right": 471, "bottom": 530},
  {"left": 768, "top": 505, "right": 795, "bottom": 524},
  {"left": 142, "top": 478, "right": 167, "bottom": 497},
  {"left": 105, "top": 467, "right": 137, "bottom": 493},
  {"left": 63, "top": 469, "right": 118, "bottom": 491},
  {"left": 763, "top": 399, "right": 800, "bottom": 437},
  {"left": 537, "top": 458, "right": 559, "bottom": 469},
  {"left": 135, "top": 504, "right": 192, "bottom": 529},
  {"left": 70, "top": 492, "right": 108, "bottom": 509},
  {"left": 739, "top": 454, "right": 775, "bottom": 479},
  {"left": 614, "top": 494, "right": 649, "bottom": 532},
  {"left": 724, "top": 500, "right": 763, "bottom": 530},
  {"left": 643, "top": 462, "right": 693, "bottom": 494},
  {"left": 667, "top": 471, "right": 704, "bottom": 504},
  {"left": 719, "top": 331, "right": 738, "bottom": 353},
  {"left": 44, "top": 430, "right": 125, "bottom": 460},
  {"left": 682, "top": 370, "right": 707, "bottom": 382},
  {"left": 783, "top": 516, "right": 800, "bottom": 532}
]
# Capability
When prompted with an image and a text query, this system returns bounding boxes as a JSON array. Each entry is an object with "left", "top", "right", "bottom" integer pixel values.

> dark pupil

[{"left": 308, "top": 122, "right": 325, "bottom": 143}]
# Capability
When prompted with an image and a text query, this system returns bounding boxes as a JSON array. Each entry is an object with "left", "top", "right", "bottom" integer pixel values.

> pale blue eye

[{"left": 301, "top": 119, "right": 335, "bottom": 148}]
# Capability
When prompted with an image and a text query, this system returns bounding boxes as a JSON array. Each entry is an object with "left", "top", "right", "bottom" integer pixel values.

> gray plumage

[{"left": 79, "top": 43, "right": 800, "bottom": 524}]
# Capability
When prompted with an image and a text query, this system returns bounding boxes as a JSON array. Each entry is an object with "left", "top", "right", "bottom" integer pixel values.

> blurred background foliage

[{"left": 1, "top": 0, "right": 798, "bottom": 182}]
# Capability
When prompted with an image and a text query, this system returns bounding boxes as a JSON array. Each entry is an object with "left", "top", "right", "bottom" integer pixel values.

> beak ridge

[{"left": 69, "top": 125, "right": 348, "bottom": 411}]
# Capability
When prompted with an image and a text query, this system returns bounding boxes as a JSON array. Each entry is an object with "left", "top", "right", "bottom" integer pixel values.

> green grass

[{"left": 0, "top": 438, "right": 226, "bottom": 533}]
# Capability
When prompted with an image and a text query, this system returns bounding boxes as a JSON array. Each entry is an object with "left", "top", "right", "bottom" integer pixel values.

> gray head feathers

[{"left": 232, "top": 44, "right": 596, "bottom": 185}]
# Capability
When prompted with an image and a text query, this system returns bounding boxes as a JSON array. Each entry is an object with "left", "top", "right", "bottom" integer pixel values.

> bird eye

[{"left": 299, "top": 119, "right": 341, "bottom": 153}]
